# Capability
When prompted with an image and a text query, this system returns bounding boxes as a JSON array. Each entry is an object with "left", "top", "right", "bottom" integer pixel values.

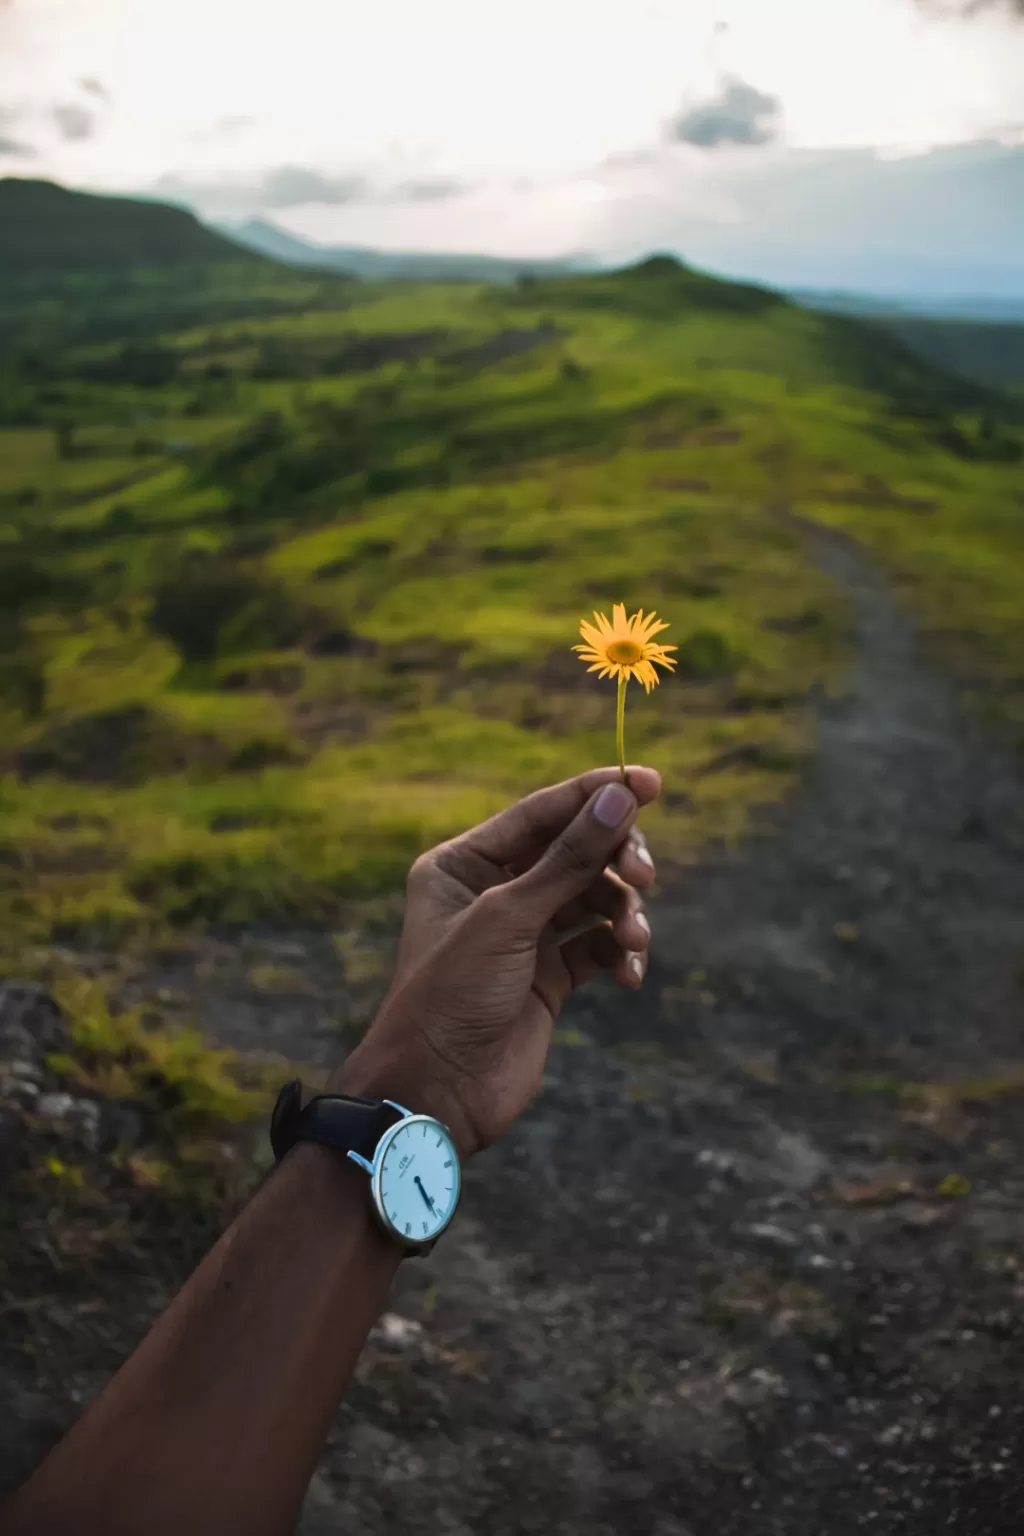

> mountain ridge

[
  {"left": 221, "top": 215, "right": 597, "bottom": 283},
  {"left": 0, "top": 177, "right": 262, "bottom": 274}
]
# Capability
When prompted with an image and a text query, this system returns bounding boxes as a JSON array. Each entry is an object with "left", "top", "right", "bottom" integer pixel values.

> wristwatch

[{"left": 270, "top": 1079, "right": 462, "bottom": 1256}]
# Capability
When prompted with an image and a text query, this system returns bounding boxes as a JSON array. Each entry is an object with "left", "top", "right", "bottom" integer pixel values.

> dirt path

[{"left": 294, "top": 525, "right": 1024, "bottom": 1536}]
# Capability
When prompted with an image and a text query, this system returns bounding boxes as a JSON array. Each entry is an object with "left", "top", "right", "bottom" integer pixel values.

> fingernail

[
  {"left": 593, "top": 783, "right": 635, "bottom": 828},
  {"left": 635, "top": 844, "right": 655, "bottom": 870},
  {"left": 635, "top": 911, "right": 650, "bottom": 939},
  {"left": 629, "top": 954, "right": 645, "bottom": 983}
]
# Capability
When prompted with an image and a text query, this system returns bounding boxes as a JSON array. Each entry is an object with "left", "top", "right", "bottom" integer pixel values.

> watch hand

[{"left": 414, "top": 1176, "right": 435, "bottom": 1212}]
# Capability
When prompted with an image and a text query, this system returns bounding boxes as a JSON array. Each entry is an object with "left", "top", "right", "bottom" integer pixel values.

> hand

[
  {"left": 334, "top": 766, "right": 662, "bottom": 1158},
  {"left": 386, "top": 767, "right": 659, "bottom": 989}
]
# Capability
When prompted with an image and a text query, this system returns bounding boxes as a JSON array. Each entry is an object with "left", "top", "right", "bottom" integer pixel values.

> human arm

[{"left": 2, "top": 765, "right": 661, "bottom": 1536}]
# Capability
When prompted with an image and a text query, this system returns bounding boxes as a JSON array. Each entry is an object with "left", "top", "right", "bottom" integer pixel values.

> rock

[
  {"left": 841, "top": 1130, "right": 882, "bottom": 1156},
  {"left": 36, "top": 1093, "right": 102, "bottom": 1150},
  {"left": 99, "top": 1102, "right": 148, "bottom": 1151},
  {"left": 0, "top": 982, "right": 68, "bottom": 1066},
  {"left": 0, "top": 1063, "right": 41, "bottom": 1105},
  {"left": 742, "top": 1222, "right": 802, "bottom": 1249},
  {"left": 36, "top": 1092, "right": 76, "bottom": 1119},
  {"left": 373, "top": 1313, "right": 424, "bottom": 1351},
  {"left": 764, "top": 1129, "right": 829, "bottom": 1192},
  {"left": 7, "top": 1061, "right": 42, "bottom": 1080}
]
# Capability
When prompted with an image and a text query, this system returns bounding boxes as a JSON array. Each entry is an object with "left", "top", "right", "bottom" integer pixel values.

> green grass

[{"left": 0, "top": 248, "right": 1021, "bottom": 950}]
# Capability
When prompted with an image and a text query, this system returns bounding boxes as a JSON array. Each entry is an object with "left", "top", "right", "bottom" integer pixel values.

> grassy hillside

[
  {"left": 0, "top": 177, "right": 258, "bottom": 275},
  {"left": 0, "top": 215, "right": 1021, "bottom": 956}
]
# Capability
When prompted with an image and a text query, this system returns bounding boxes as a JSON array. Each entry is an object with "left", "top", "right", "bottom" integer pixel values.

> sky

[{"left": 1, "top": 0, "right": 1022, "bottom": 293}]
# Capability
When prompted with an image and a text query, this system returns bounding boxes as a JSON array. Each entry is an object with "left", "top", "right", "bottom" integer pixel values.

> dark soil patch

[
  {"left": 693, "top": 427, "right": 743, "bottom": 447},
  {"left": 220, "top": 662, "right": 306, "bottom": 695},
  {"left": 448, "top": 325, "right": 562, "bottom": 373},
  {"left": 821, "top": 476, "right": 939, "bottom": 514},
  {"left": 329, "top": 330, "right": 449, "bottom": 371}
]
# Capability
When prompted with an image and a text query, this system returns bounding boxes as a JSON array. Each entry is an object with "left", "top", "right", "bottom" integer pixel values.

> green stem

[{"left": 616, "top": 674, "right": 628, "bottom": 784}]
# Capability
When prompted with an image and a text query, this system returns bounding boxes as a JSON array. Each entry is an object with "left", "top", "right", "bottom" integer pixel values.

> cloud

[
  {"left": 52, "top": 102, "right": 96, "bottom": 141},
  {"left": 256, "top": 168, "right": 469, "bottom": 208},
  {"left": 915, "top": 0, "right": 1023, "bottom": 13},
  {"left": 153, "top": 165, "right": 367, "bottom": 219},
  {"left": 191, "top": 115, "right": 256, "bottom": 145},
  {"left": 601, "top": 147, "right": 661, "bottom": 173},
  {"left": 213, "top": 115, "right": 254, "bottom": 136},
  {"left": 390, "top": 176, "right": 467, "bottom": 202},
  {"left": 0, "top": 103, "right": 33, "bottom": 157},
  {"left": 153, "top": 164, "right": 471, "bottom": 218},
  {"left": 259, "top": 165, "right": 368, "bottom": 208},
  {"left": 667, "top": 74, "right": 782, "bottom": 149}
]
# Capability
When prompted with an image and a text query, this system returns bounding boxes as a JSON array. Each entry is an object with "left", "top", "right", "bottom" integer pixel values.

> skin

[{"left": 2, "top": 764, "right": 661, "bottom": 1536}]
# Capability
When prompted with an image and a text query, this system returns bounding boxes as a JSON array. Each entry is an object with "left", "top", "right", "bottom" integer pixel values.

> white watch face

[{"left": 374, "top": 1117, "right": 461, "bottom": 1246}]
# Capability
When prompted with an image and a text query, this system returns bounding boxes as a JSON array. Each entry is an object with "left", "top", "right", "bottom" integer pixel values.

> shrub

[
  {"left": 675, "top": 629, "right": 739, "bottom": 680},
  {"left": 149, "top": 554, "right": 324, "bottom": 662},
  {"left": 18, "top": 704, "right": 221, "bottom": 785}
]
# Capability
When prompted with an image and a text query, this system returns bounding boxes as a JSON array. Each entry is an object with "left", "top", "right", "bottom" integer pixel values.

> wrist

[{"left": 329, "top": 1037, "right": 478, "bottom": 1163}]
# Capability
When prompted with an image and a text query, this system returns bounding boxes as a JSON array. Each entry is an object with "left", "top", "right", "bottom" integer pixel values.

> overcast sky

[{"left": 1, "top": 0, "right": 1022, "bottom": 289}]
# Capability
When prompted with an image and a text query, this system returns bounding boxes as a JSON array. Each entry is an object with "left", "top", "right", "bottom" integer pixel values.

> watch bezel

[{"left": 369, "top": 1113, "right": 462, "bottom": 1251}]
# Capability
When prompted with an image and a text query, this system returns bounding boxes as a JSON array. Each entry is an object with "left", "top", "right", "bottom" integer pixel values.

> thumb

[{"left": 504, "top": 781, "right": 639, "bottom": 928}]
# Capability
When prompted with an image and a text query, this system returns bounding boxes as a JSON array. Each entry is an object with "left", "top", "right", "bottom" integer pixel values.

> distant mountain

[
  {"left": 0, "top": 177, "right": 260, "bottom": 275},
  {"left": 792, "top": 288, "right": 1024, "bottom": 325},
  {"left": 221, "top": 218, "right": 341, "bottom": 270},
  {"left": 220, "top": 217, "right": 594, "bottom": 283},
  {"left": 788, "top": 286, "right": 1024, "bottom": 389}
]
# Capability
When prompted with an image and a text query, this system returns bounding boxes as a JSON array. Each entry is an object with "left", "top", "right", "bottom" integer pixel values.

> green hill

[
  {"left": 868, "top": 315, "right": 1024, "bottom": 391},
  {"left": 0, "top": 240, "right": 1020, "bottom": 953},
  {"left": 0, "top": 177, "right": 259, "bottom": 274}
]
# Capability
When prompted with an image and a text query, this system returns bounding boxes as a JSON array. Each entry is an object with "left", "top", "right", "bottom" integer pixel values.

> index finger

[{"left": 459, "top": 765, "right": 662, "bottom": 868}]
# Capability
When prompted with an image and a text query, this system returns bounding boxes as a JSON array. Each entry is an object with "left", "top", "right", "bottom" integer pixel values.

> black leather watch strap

[{"left": 270, "top": 1079, "right": 402, "bottom": 1165}]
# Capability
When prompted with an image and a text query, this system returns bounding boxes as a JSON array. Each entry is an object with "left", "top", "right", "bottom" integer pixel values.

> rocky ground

[{"left": 4, "top": 525, "right": 1024, "bottom": 1534}]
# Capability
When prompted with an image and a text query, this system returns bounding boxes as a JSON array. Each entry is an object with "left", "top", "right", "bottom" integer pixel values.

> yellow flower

[
  {"left": 573, "top": 603, "right": 676, "bottom": 694},
  {"left": 573, "top": 603, "right": 675, "bottom": 782}
]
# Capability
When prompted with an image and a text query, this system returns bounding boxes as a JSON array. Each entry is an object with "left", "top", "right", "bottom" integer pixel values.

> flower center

[{"left": 606, "top": 639, "right": 643, "bottom": 665}]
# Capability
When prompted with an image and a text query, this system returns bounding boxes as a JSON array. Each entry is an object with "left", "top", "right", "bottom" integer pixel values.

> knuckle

[
  {"left": 407, "top": 850, "right": 437, "bottom": 891},
  {"left": 474, "top": 882, "right": 507, "bottom": 913},
  {"left": 546, "top": 833, "right": 594, "bottom": 883},
  {"left": 472, "top": 882, "right": 517, "bottom": 925},
  {"left": 476, "top": 880, "right": 533, "bottom": 938}
]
